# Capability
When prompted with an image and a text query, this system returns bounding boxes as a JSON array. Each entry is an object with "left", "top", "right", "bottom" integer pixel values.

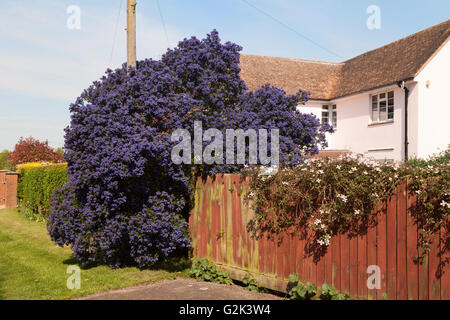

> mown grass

[{"left": 0, "top": 209, "right": 191, "bottom": 300}]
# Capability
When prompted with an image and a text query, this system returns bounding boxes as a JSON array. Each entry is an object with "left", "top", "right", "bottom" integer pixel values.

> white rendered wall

[
  {"left": 298, "top": 85, "right": 407, "bottom": 161},
  {"left": 298, "top": 39, "right": 450, "bottom": 162},
  {"left": 407, "top": 82, "right": 419, "bottom": 159},
  {"left": 299, "top": 101, "right": 336, "bottom": 149},
  {"left": 415, "top": 40, "right": 450, "bottom": 159}
]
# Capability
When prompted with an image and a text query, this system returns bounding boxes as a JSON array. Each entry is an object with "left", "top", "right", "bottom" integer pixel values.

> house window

[
  {"left": 371, "top": 91, "right": 394, "bottom": 122},
  {"left": 322, "top": 104, "right": 337, "bottom": 128}
]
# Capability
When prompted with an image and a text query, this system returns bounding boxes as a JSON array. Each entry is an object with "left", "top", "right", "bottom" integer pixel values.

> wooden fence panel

[
  {"left": 349, "top": 233, "right": 358, "bottom": 298},
  {"left": 331, "top": 234, "right": 341, "bottom": 291},
  {"left": 442, "top": 227, "right": 450, "bottom": 300},
  {"left": 396, "top": 182, "right": 408, "bottom": 299},
  {"left": 386, "top": 193, "right": 398, "bottom": 300},
  {"left": 428, "top": 229, "right": 441, "bottom": 300},
  {"left": 367, "top": 214, "right": 377, "bottom": 299},
  {"left": 340, "top": 233, "right": 350, "bottom": 296},
  {"left": 406, "top": 184, "right": 419, "bottom": 300},
  {"left": 357, "top": 220, "right": 368, "bottom": 299},
  {"left": 190, "top": 175, "right": 449, "bottom": 300},
  {"left": 377, "top": 206, "right": 387, "bottom": 299},
  {"left": 324, "top": 244, "right": 333, "bottom": 288}
]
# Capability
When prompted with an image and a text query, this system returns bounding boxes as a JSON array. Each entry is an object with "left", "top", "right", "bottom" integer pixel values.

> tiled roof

[
  {"left": 239, "top": 20, "right": 450, "bottom": 100},
  {"left": 240, "top": 55, "right": 343, "bottom": 100}
]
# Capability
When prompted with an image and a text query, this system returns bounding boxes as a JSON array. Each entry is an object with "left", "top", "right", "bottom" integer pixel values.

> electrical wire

[
  {"left": 240, "top": 0, "right": 345, "bottom": 60},
  {"left": 156, "top": 0, "right": 171, "bottom": 48},
  {"left": 109, "top": 0, "right": 124, "bottom": 66}
]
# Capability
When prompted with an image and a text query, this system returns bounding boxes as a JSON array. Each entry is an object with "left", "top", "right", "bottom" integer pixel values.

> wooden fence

[{"left": 189, "top": 174, "right": 449, "bottom": 300}]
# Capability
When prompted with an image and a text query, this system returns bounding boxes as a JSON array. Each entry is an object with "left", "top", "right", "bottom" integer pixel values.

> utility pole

[{"left": 127, "top": 0, "right": 137, "bottom": 70}]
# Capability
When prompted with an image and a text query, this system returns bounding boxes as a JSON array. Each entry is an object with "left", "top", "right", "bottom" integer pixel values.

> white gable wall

[
  {"left": 297, "top": 39, "right": 450, "bottom": 161},
  {"left": 298, "top": 85, "right": 409, "bottom": 161},
  {"left": 414, "top": 39, "right": 450, "bottom": 159},
  {"left": 407, "top": 82, "right": 420, "bottom": 159}
]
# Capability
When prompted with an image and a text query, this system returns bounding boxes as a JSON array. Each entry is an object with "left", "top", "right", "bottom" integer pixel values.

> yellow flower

[{"left": 17, "top": 162, "right": 67, "bottom": 170}]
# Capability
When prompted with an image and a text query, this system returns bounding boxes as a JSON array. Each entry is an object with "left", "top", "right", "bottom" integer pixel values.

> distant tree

[
  {"left": 9, "top": 137, "right": 63, "bottom": 166},
  {"left": 55, "top": 147, "right": 65, "bottom": 158},
  {"left": 0, "top": 150, "right": 13, "bottom": 170}
]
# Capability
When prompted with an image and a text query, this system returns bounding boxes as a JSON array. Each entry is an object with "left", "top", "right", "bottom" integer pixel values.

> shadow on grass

[
  {"left": 0, "top": 273, "right": 5, "bottom": 300},
  {"left": 62, "top": 255, "right": 192, "bottom": 273},
  {"left": 62, "top": 257, "right": 100, "bottom": 270},
  {"left": 148, "top": 257, "right": 192, "bottom": 273}
]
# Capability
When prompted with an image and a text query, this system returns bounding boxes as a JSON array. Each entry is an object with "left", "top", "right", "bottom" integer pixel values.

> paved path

[{"left": 78, "top": 278, "right": 282, "bottom": 300}]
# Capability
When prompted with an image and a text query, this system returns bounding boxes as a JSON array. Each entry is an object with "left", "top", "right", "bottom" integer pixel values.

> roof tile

[{"left": 239, "top": 20, "right": 450, "bottom": 100}]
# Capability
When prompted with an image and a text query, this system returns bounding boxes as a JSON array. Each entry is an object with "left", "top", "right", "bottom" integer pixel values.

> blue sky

[{"left": 0, "top": 0, "right": 449, "bottom": 151}]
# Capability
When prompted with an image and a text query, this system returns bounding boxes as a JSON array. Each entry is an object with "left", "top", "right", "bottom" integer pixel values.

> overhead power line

[
  {"left": 109, "top": 0, "right": 124, "bottom": 65},
  {"left": 156, "top": 0, "right": 171, "bottom": 48},
  {"left": 240, "top": 0, "right": 345, "bottom": 60}
]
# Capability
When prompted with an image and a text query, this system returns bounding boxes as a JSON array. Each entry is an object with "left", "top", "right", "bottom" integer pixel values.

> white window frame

[
  {"left": 370, "top": 91, "right": 394, "bottom": 123},
  {"left": 322, "top": 104, "right": 337, "bottom": 128}
]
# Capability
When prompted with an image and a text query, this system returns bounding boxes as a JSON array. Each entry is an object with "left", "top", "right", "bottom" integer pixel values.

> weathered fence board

[
  {"left": 386, "top": 193, "right": 397, "bottom": 299},
  {"left": 396, "top": 182, "right": 408, "bottom": 299},
  {"left": 189, "top": 174, "right": 449, "bottom": 300},
  {"left": 406, "top": 185, "right": 419, "bottom": 300},
  {"left": 357, "top": 220, "right": 368, "bottom": 299}
]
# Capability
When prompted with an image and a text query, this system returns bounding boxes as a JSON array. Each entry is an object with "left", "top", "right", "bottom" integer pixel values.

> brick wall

[{"left": 0, "top": 170, "right": 18, "bottom": 209}]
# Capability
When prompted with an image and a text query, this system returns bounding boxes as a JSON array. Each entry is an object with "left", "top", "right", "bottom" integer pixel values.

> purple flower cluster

[
  {"left": 128, "top": 192, "right": 190, "bottom": 268},
  {"left": 47, "top": 30, "right": 332, "bottom": 268}
]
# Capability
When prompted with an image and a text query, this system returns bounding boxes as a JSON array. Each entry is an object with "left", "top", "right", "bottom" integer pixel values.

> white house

[{"left": 240, "top": 20, "right": 450, "bottom": 162}]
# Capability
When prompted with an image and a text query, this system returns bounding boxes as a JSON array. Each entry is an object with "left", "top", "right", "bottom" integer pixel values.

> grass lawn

[{"left": 0, "top": 209, "right": 191, "bottom": 300}]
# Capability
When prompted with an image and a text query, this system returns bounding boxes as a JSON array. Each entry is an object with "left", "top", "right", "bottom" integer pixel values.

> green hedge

[{"left": 18, "top": 165, "right": 68, "bottom": 221}]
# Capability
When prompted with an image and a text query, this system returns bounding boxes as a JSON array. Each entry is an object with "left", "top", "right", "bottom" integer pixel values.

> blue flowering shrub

[
  {"left": 128, "top": 192, "right": 190, "bottom": 267},
  {"left": 47, "top": 30, "right": 332, "bottom": 268}
]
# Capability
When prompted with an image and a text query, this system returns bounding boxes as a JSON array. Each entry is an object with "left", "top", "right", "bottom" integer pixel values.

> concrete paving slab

[{"left": 78, "top": 278, "right": 282, "bottom": 300}]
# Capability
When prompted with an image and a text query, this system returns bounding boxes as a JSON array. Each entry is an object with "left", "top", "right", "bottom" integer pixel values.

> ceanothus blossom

[{"left": 47, "top": 30, "right": 332, "bottom": 268}]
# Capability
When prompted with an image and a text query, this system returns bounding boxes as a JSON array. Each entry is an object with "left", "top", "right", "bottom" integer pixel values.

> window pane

[
  {"left": 322, "top": 112, "right": 329, "bottom": 125},
  {"left": 332, "top": 111, "right": 337, "bottom": 128},
  {"left": 388, "top": 105, "right": 394, "bottom": 119},
  {"left": 388, "top": 91, "right": 394, "bottom": 99},
  {"left": 372, "top": 95, "right": 378, "bottom": 103},
  {"left": 380, "top": 93, "right": 386, "bottom": 100},
  {"left": 379, "top": 100, "right": 387, "bottom": 121},
  {"left": 332, "top": 104, "right": 336, "bottom": 110},
  {"left": 372, "top": 102, "right": 378, "bottom": 121},
  {"left": 388, "top": 96, "right": 394, "bottom": 120},
  {"left": 322, "top": 105, "right": 329, "bottom": 110}
]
